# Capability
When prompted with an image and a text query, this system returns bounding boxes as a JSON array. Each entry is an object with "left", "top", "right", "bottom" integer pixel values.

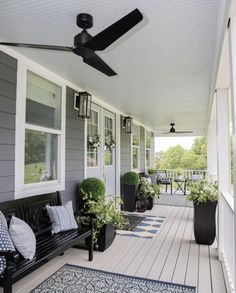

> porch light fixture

[
  {"left": 74, "top": 91, "right": 92, "bottom": 118},
  {"left": 123, "top": 116, "right": 133, "bottom": 133}
]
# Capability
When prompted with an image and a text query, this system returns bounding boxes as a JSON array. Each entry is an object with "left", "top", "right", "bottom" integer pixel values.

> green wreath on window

[
  {"left": 87, "top": 134, "right": 101, "bottom": 149},
  {"left": 105, "top": 135, "right": 116, "bottom": 151}
]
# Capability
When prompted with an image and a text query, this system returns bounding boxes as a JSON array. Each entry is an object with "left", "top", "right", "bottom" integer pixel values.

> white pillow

[
  {"left": 46, "top": 201, "right": 78, "bottom": 234},
  {"left": 9, "top": 216, "right": 36, "bottom": 260}
]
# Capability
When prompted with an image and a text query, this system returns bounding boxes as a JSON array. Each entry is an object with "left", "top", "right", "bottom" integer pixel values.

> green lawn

[{"left": 25, "top": 162, "right": 45, "bottom": 184}]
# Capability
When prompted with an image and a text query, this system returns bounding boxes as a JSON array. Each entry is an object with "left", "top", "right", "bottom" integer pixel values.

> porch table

[{"left": 174, "top": 178, "right": 187, "bottom": 195}]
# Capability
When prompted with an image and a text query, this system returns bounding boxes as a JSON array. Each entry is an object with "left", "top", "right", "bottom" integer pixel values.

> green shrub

[
  {"left": 122, "top": 172, "right": 140, "bottom": 185},
  {"left": 79, "top": 177, "right": 105, "bottom": 201},
  {"left": 147, "top": 168, "right": 156, "bottom": 175},
  {"left": 186, "top": 180, "right": 218, "bottom": 203}
]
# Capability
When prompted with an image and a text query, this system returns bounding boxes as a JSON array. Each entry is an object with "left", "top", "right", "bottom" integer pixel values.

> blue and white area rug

[
  {"left": 117, "top": 213, "right": 165, "bottom": 239},
  {"left": 31, "top": 264, "right": 196, "bottom": 293}
]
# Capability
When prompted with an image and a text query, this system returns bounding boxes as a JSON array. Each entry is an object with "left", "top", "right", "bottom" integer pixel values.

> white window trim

[
  {"left": 15, "top": 62, "right": 66, "bottom": 199},
  {"left": 132, "top": 124, "right": 140, "bottom": 172}
]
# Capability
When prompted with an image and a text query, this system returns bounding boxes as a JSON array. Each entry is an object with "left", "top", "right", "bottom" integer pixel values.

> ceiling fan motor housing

[{"left": 77, "top": 13, "right": 93, "bottom": 29}]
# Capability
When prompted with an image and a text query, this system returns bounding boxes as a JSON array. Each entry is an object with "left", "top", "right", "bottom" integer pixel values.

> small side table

[{"left": 174, "top": 178, "right": 187, "bottom": 195}]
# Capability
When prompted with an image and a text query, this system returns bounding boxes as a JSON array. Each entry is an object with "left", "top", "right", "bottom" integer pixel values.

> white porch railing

[
  {"left": 165, "top": 169, "right": 207, "bottom": 179},
  {"left": 220, "top": 192, "right": 235, "bottom": 293}
]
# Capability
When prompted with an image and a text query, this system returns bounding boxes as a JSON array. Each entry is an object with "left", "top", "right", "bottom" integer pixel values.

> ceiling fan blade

[
  {"left": 175, "top": 131, "right": 194, "bottom": 134},
  {"left": 85, "top": 8, "right": 143, "bottom": 51},
  {"left": 162, "top": 132, "right": 171, "bottom": 134},
  {"left": 0, "top": 42, "right": 73, "bottom": 51},
  {"left": 83, "top": 53, "right": 117, "bottom": 76}
]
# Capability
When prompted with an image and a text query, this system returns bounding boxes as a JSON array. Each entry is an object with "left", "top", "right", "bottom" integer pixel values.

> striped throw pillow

[{"left": 46, "top": 201, "right": 78, "bottom": 234}]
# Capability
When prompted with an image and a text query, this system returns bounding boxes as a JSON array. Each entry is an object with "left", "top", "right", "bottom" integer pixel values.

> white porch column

[
  {"left": 216, "top": 88, "right": 230, "bottom": 258},
  {"left": 229, "top": 17, "right": 236, "bottom": 289},
  {"left": 207, "top": 97, "right": 218, "bottom": 182}
]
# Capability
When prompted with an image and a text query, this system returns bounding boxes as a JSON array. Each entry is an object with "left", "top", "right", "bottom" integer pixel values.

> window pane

[
  {"left": 87, "top": 152, "right": 98, "bottom": 167},
  {"left": 105, "top": 150, "right": 113, "bottom": 165},
  {"left": 87, "top": 109, "right": 99, "bottom": 167},
  {"left": 146, "top": 149, "right": 150, "bottom": 168},
  {"left": 104, "top": 116, "right": 114, "bottom": 166},
  {"left": 146, "top": 131, "right": 151, "bottom": 149},
  {"left": 133, "top": 125, "right": 140, "bottom": 146},
  {"left": 26, "top": 71, "right": 62, "bottom": 129},
  {"left": 133, "top": 147, "right": 138, "bottom": 169},
  {"left": 25, "top": 129, "right": 58, "bottom": 184}
]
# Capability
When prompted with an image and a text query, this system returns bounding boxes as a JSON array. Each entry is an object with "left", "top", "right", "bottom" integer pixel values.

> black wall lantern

[
  {"left": 123, "top": 116, "right": 133, "bottom": 133},
  {"left": 74, "top": 91, "right": 92, "bottom": 118}
]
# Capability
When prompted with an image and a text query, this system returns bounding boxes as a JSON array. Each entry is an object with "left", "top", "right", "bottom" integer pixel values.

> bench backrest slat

[{"left": 0, "top": 192, "right": 61, "bottom": 237}]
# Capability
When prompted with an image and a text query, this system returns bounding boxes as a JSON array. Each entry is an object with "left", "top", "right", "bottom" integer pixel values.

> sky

[{"left": 155, "top": 136, "right": 198, "bottom": 152}]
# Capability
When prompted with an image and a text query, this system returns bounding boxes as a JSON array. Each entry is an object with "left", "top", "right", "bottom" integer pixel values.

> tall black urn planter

[
  {"left": 193, "top": 201, "right": 217, "bottom": 245},
  {"left": 122, "top": 184, "right": 138, "bottom": 212},
  {"left": 97, "top": 224, "right": 116, "bottom": 252}
]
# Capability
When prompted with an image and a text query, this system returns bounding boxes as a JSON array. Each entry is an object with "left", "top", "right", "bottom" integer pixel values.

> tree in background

[{"left": 155, "top": 136, "right": 207, "bottom": 170}]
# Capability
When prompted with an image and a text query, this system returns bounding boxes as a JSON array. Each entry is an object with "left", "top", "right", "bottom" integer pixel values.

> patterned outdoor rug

[
  {"left": 31, "top": 264, "right": 196, "bottom": 293},
  {"left": 117, "top": 212, "right": 165, "bottom": 239}
]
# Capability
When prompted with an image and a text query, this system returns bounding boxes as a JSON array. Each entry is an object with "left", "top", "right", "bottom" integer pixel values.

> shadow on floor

[{"left": 155, "top": 192, "right": 193, "bottom": 207}]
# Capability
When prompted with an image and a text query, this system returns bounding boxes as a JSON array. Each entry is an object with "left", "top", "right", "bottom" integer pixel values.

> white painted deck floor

[{"left": 10, "top": 204, "right": 226, "bottom": 293}]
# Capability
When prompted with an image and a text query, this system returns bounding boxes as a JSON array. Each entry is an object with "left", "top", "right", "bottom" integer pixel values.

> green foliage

[
  {"left": 77, "top": 191, "right": 127, "bottom": 248},
  {"left": 191, "top": 136, "right": 207, "bottom": 156},
  {"left": 122, "top": 172, "right": 140, "bottom": 186},
  {"left": 138, "top": 178, "right": 160, "bottom": 199},
  {"left": 186, "top": 180, "right": 218, "bottom": 203},
  {"left": 155, "top": 136, "right": 207, "bottom": 170},
  {"left": 79, "top": 177, "right": 105, "bottom": 201},
  {"left": 25, "top": 130, "right": 45, "bottom": 164},
  {"left": 147, "top": 168, "right": 156, "bottom": 175}
]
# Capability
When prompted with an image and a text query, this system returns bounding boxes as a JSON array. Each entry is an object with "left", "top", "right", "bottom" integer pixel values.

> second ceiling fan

[
  {"left": 162, "top": 123, "right": 193, "bottom": 134},
  {"left": 0, "top": 9, "right": 143, "bottom": 76}
]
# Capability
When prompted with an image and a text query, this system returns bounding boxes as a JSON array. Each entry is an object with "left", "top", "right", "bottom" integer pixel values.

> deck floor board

[{"left": 10, "top": 204, "right": 226, "bottom": 293}]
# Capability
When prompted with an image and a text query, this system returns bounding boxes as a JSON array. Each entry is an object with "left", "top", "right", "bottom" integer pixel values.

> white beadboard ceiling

[{"left": 0, "top": 0, "right": 230, "bottom": 135}]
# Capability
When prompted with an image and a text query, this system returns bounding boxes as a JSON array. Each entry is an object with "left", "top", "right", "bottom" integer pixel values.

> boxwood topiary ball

[
  {"left": 122, "top": 172, "right": 140, "bottom": 186},
  {"left": 79, "top": 177, "right": 105, "bottom": 201}
]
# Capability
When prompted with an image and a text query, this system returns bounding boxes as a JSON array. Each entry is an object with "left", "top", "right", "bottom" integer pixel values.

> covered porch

[{"left": 0, "top": 0, "right": 235, "bottom": 292}]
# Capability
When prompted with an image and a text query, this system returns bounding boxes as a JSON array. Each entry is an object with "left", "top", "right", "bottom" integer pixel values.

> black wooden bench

[{"left": 0, "top": 192, "right": 93, "bottom": 293}]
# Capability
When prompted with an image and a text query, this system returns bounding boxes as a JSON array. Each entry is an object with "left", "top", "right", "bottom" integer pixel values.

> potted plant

[
  {"left": 78, "top": 191, "right": 127, "bottom": 252},
  {"left": 138, "top": 178, "right": 160, "bottom": 211},
  {"left": 78, "top": 177, "right": 105, "bottom": 209},
  {"left": 122, "top": 172, "right": 140, "bottom": 212},
  {"left": 186, "top": 180, "right": 218, "bottom": 245},
  {"left": 147, "top": 168, "right": 157, "bottom": 184}
]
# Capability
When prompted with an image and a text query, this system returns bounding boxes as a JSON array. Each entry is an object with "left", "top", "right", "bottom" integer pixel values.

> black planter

[
  {"left": 147, "top": 197, "right": 154, "bottom": 210},
  {"left": 122, "top": 184, "right": 138, "bottom": 212},
  {"left": 97, "top": 224, "right": 116, "bottom": 252},
  {"left": 136, "top": 198, "right": 147, "bottom": 212},
  {"left": 193, "top": 201, "right": 217, "bottom": 245}
]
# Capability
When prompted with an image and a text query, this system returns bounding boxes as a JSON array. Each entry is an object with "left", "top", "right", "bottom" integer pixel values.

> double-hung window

[
  {"left": 145, "top": 130, "right": 152, "bottom": 168},
  {"left": 132, "top": 124, "right": 140, "bottom": 170},
  {"left": 16, "top": 68, "right": 65, "bottom": 198}
]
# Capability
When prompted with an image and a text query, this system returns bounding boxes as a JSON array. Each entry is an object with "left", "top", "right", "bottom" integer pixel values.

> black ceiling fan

[
  {"left": 0, "top": 9, "right": 143, "bottom": 76},
  {"left": 162, "top": 123, "right": 193, "bottom": 134}
]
